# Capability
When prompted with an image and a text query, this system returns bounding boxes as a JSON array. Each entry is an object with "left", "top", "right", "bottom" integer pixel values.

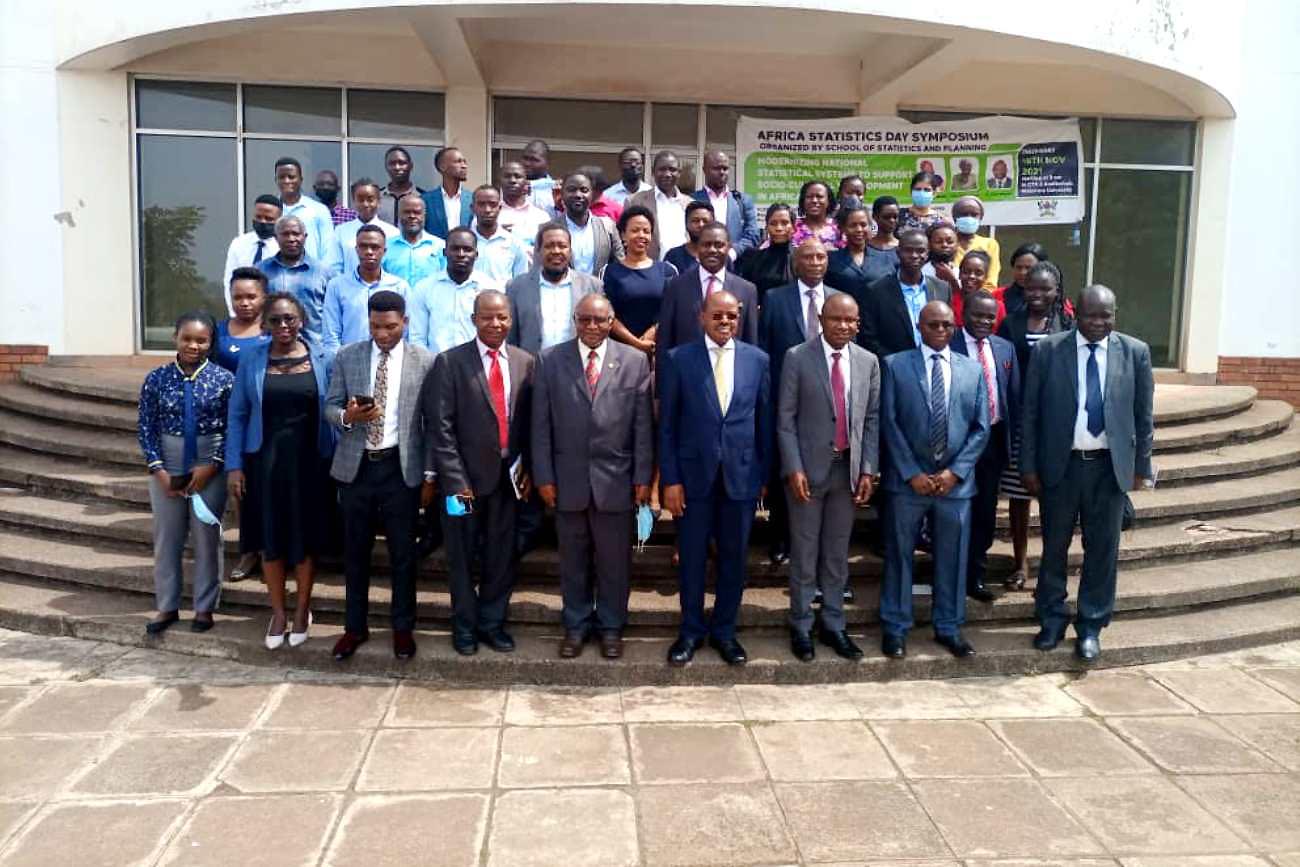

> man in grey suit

[
  {"left": 532, "top": 294, "right": 654, "bottom": 659},
  {"left": 507, "top": 222, "right": 603, "bottom": 356},
  {"left": 324, "top": 290, "right": 435, "bottom": 661},
  {"left": 1021, "top": 284, "right": 1154, "bottom": 662},
  {"left": 778, "top": 293, "right": 880, "bottom": 662}
]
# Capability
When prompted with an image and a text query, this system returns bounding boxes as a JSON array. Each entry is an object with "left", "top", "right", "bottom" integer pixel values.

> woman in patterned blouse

[
  {"left": 137, "top": 312, "right": 234, "bottom": 635},
  {"left": 897, "top": 170, "right": 948, "bottom": 236},
  {"left": 791, "top": 180, "right": 843, "bottom": 250}
]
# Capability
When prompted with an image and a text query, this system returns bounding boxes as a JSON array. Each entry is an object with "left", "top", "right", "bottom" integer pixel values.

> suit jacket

[
  {"left": 324, "top": 339, "right": 434, "bottom": 488},
  {"left": 224, "top": 339, "right": 336, "bottom": 471},
  {"left": 1020, "top": 329, "right": 1155, "bottom": 492},
  {"left": 858, "top": 271, "right": 952, "bottom": 359},
  {"left": 531, "top": 339, "right": 654, "bottom": 513},
  {"left": 655, "top": 269, "right": 759, "bottom": 372},
  {"left": 950, "top": 329, "right": 1020, "bottom": 458},
  {"left": 558, "top": 213, "right": 623, "bottom": 276},
  {"left": 777, "top": 337, "right": 880, "bottom": 491},
  {"left": 879, "top": 348, "right": 990, "bottom": 499},
  {"left": 421, "top": 188, "right": 473, "bottom": 240},
  {"left": 505, "top": 269, "right": 604, "bottom": 356},
  {"left": 659, "top": 339, "right": 771, "bottom": 501},
  {"left": 628, "top": 188, "right": 694, "bottom": 261},
  {"left": 759, "top": 282, "right": 842, "bottom": 395},
  {"left": 429, "top": 340, "right": 536, "bottom": 497},
  {"left": 691, "top": 188, "right": 760, "bottom": 256}
]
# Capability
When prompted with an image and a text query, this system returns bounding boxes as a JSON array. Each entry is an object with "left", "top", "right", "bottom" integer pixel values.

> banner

[{"left": 737, "top": 114, "right": 1084, "bottom": 226}]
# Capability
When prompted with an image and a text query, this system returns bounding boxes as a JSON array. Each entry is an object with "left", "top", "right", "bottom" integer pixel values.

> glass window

[
  {"left": 136, "top": 80, "right": 235, "bottom": 131},
  {"left": 347, "top": 89, "right": 445, "bottom": 141},
  {"left": 348, "top": 143, "right": 440, "bottom": 194},
  {"left": 137, "top": 135, "right": 238, "bottom": 349},
  {"left": 1101, "top": 119, "right": 1195, "bottom": 166},
  {"left": 499, "top": 149, "right": 623, "bottom": 200},
  {"left": 653, "top": 103, "right": 699, "bottom": 148},
  {"left": 243, "top": 139, "right": 342, "bottom": 220},
  {"left": 705, "top": 104, "right": 852, "bottom": 151},
  {"left": 992, "top": 169, "right": 1092, "bottom": 302},
  {"left": 1091, "top": 168, "right": 1192, "bottom": 366},
  {"left": 494, "top": 97, "right": 643, "bottom": 145},
  {"left": 243, "top": 85, "right": 341, "bottom": 136}
]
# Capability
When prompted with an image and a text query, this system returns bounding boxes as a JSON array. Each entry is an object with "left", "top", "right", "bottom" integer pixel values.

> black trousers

[
  {"left": 339, "top": 452, "right": 420, "bottom": 634},
  {"left": 967, "top": 422, "right": 1008, "bottom": 586},
  {"left": 443, "top": 462, "right": 517, "bottom": 637}
]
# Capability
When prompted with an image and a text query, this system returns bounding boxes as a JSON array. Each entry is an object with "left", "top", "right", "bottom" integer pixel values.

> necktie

[
  {"left": 181, "top": 376, "right": 197, "bottom": 473},
  {"left": 366, "top": 349, "right": 389, "bottom": 447},
  {"left": 806, "top": 289, "right": 820, "bottom": 338},
  {"left": 252, "top": 239, "right": 265, "bottom": 264},
  {"left": 929, "top": 353, "right": 947, "bottom": 462},
  {"left": 712, "top": 345, "right": 731, "bottom": 415},
  {"left": 487, "top": 349, "right": 509, "bottom": 450},
  {"left": 705, "top": 274, "right": 719, "bottom": 297},
  {"left": 586, "top": 349, "right": 600, "bottom": 398},
  {"left": 1085, "top": 343, "right": 1104, "bottom": 436},
  {"left": 976, "top": 338, "right": 997, "bottom": 423},
  {"left": 830, "top": 351, "right": 848, "bottom": 451}
]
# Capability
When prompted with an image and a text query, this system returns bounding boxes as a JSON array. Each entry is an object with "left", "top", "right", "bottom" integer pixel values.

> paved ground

[{"left": 0, "top": 631, "right": 1298, "bottom": 866}]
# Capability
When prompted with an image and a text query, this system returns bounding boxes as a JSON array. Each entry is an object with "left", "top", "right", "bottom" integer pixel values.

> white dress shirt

[
  {"left": 655, "top": 188, "right": 688, "bottom": 259},
  {"left": 222, "top": 231, "right": 279, "bottom": 315},
  {"left": 539, "top": 272, "right": 577, "bottom": 349},
  {"left": 477, "top": 338, "right": 512, "bottom": 416},
  {"left": 367, "top": 339, "right": 404, "bottom": 450},
  {"left": 962, "top": 328, "right": 1000, "bottom": 424},
  {"left": 706, "top": 185, "right": 731, "bottom": 225},
  {"left": 604, "top": 179, "right": 651, "bottom": 205},
  {"left": 798, "top": 280, "right": 826, "bottom": 332},
  {"left": 705, "top": 335, "right": 736, "bottom": 414},
  {"left": 442, "top": 184, "right": 464, "bottom": 230},
  {"left": 580, "top": 338, "right": 608, "bottom": 383},
  {"left": 821, "top": 336, "right": 851, "bottom": 410},
  {"left": 1073, "top": 331, "right": 1109, "bottom": 450},
  {"left": 922, "top": 345, "right": 952, "bottom": 407},
  {"left": 698, "top": 265, "right": 726, "bottom": 298}
]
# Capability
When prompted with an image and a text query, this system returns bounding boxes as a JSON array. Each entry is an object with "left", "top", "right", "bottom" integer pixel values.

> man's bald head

[
  {"left": 1077, "top": 284, "right": 1118, "bottom": 343},
  {"left": 793, "top": 237, "right": 829, "bottom": 284},
  {"left": 918, "top": 300, "right": 956, "bottom": 351}
]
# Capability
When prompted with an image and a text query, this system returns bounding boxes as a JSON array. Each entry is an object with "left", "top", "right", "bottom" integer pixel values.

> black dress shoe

[
  {"left": 819, "top": 629, "right": 864, "bottom": 660},
  {"left": 1033, "top": 626, "right": 1067, "bottom": 652},
  {"left": 1075, "top": 635, "right": 1101, "bottom": 663},
  {"left": 935, "top": 632, "right": 977, "bottom": 658},
  {"left": 790, "top": 631, "right": 815, "bottom": 662},
  {"left": 558, "top": 631, "right": 588, "bottom": 659},
  {"left": 452, "top": 634, "right": 479, "bottom": 656},
  {"left": 966, "top": 582, "right": 997, "bottom": 603},
  {"left": 882, "top": 634, "right": 906, "bottom": 658},
  {"left": 812, "top": 589, "right": 824, "bottom": 605},
  {"left": 145, "top": 612, "right": 179, "bottom": 636},
  {"left": 769, "top": 541, "right": 789, "bottom": 566},
  {"left": 393, "top": 630, "right": 417, "bottom": 660},
  {"left": 190, "top": 615, "right": 214, "bottom": 633},
  {"left": 332, "top": 631, "right": 370, "bottom": 661},
  {"left": 709, "top": 636, "right": 748, "bottom": 666},
  {"left": 842, "top": 586, "right": 855, "bottom": 603},
  {"left": 477, "top": 628, "right": 516, "bottom": 653},
  {"left": 667, "top": 636, "right": 704, "bottom": 667}
]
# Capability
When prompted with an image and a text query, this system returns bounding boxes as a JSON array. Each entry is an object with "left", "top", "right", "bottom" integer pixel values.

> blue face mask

[
  {"left": 954, "top": 215, "right": 981, "bottom": 234},
  {"left": 911, "top": 189, "right": 935, "bottom": 207},
  {"left": 635, "top": 504, "right": 654, "bottom": 551},
  {"left": 446, "top": 494, "right": 470, "bottom": 517}
]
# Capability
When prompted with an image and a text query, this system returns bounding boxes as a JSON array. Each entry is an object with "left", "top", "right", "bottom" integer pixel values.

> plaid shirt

[{"left": 330, "top": 204, "right": 358, "bottom": 226}]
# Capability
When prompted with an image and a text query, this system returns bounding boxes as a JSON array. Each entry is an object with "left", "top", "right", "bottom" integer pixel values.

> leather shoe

[
  {"left": 769, "top": 542, "right": 789, "bottom": 565},
  {"left": 599, "top": 633, "right": 623, "bottom": 659},
  {"left": 393, "top": 630, "right": 416, "bottom": 659},
  {"left": 842, "top": 586, "right": 855, "bottom": 603},
  {"left": 332, "top": 631, "right": 369, "bottom": 661},
  {"left": 882, "top": 634, "right": 906, "bottom": 658},
  {"left": 966, "top": 582, "right": 997, "bottom": 603},
  {"left": 812, "top": 588, "right": 824, "bottom": 605},
  {"left": 667, "top": 636, "right": 704, "bottom": 667},
  {"left": 477, "top": 628, "right": 515, "bottom": 653},
  {"left": 1075, "top": 635, "right": 1101, "bottom": 663},
  {"left": 145, "top": 612, "right": 179, "bottom": 636},
  {"left": 1033, "top": 625, "right": 1067, "bottom": 652},
  {"left": 935, "top": 632, "right": 977, "bottom": 658},
  {"left": 819, "top": 629, "right": 864, "bottom": 660},
  {"left": 790, "top": 631, "right": 815, "bottom": 662},
  {"left": 709, "top": 636, "right": 748, "bottom": 666},
  {"left": 452, "top": 633, "right": 478, "bottom": 656},
  {"left": 558, "top": 631, "right": 587, "bottom": 659}
]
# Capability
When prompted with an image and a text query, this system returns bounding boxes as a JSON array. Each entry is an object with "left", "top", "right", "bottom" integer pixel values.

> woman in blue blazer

[{"left": 226, "top": 292, "right": 336, "bottom": 650}]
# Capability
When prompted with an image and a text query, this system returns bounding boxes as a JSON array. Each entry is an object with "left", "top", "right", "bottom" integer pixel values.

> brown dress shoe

[
  {"left": 393, "top": 630, "right": 416, "bottom": 660},
  {"left": 332, "top": 631, "right": 369, "bottom": 661},
  {"left": 599, "top": 634, "right": 624, "bottom": 659},
  {"left": 558, "top": 632, "right": 586, "bottom": 659}
]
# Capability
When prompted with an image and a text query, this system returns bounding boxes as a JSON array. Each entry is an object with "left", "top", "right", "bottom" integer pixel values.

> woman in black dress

[
  {"left": 737, "top": 202, "right": 795, "bottom": 306},
  {"left": 226, "top": 293, "right": 336, "bottom": 649}
]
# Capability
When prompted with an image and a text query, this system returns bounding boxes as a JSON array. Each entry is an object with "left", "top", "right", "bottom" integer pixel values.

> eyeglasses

[
  {"left": 266, "top": 314, "right": 300, "bottom": 326},
  {"left": 573, "top": 315, "right": 613, "bottom": 326}
]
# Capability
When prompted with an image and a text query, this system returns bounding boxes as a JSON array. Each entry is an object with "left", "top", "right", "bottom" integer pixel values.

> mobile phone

[
  {"left": 169, "top": 473, "right": 192, "bottom": 492},
  {"left": 354, "top": 395, "right": 375, "bottom": 408}
]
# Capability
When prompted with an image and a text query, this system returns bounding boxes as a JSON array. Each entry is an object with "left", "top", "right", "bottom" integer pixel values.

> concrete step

[
  {"left": 0, "top": 445, "right": 149, "bottom": 505},
  {"left": 1154, "top": 399, "right": 1293, "bottom": 451},
  {"left": 1, "top": 571, "right": 1296, "bottom": 685},
  {"left": 0, "top": 407, "right": 141, "bottom": 467},
  {"left": 0, "top": 382, "right": 138, "bottom": 432},
  {"left": 1151, "top": 383, "right": 1257, "bottom": 424}
]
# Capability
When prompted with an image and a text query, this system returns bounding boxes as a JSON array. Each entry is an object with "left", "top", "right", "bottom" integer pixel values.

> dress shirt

[
  {"left": 1073, "top": 331, "right": 1109, "bottom": 450},
  {"left": 473, "top": 226, "right": 531, "bottom": 283},
  {"left": 321, "top": 268, "right": 411, "bottom": 357},
  {"left": 580, "top": 338, "right": 608, "bottom": 376},
  {"left": 539, "top": 272, "right": 577, "bottom": 350},
  {"left": 137, "top": 360, "right": 234, "bottom": 471},
  {"left": 705, "top": 186, "right": 731, "bottom": 225},
  {"left": 334, "top": 217, "right": 400, "bottom": 278},
  {"left": 604, "top": 179, "right": 651, "bottom": 205},
  {"left": 821, "top": 336, "right": 851, "bottom": 410},
  {"left": 367, "top": 339, "right": 403, "bottom": 450},
  {"left": 528, "top": 176, "right": 557, "bottom": 212},
  {"left": 698, "top": 265, "right": 726, "bottom": 298},
  {"left": 899, "top": 275, "right": 928, "bottom": 347},
  {"left": 281, "top": 195, "right": 339, "bottom": 273},
  {"left": 409, "top": 272, "right": 502, "bottom": 356},
  {"left": 378, "top": 185, "right": 424, "bottom": 226},
  {"left": 382, "top": 232, "right": 446, "bottom": 287},
  {"left": 499, "top": 200, "right": 552, "bottom": 250},
  {"left": 655, "top": 188, "right": 689, "bottom": 259},
  {"left": 441, "top": 185, "right": 465, "bottom": 231},
  {"left": 330, "top": 203, "right": 359, "bottom": 226},
  {"left": 223, "top": 231, "right": 279, "bottom": 315},
  {"left": 565, "top": 215, "right": 597, "bottom": 275},
  {"left": 478, "top": 338, "right": 512, "bottom": 413},
  {"left": 705, "top": 335, "right": 736, "bottom": 414},
  {"left": 798, "top": 280, "right": 826, "bottom": 327},
  {"left": 962, "top": 328, "right": 1000, "bottom": 424},
  {"left": 257, "top": 254, "right": 329, "bottom": 344},
  {"left": 921, "top": 345, "right": 952, "bottom": 407}
]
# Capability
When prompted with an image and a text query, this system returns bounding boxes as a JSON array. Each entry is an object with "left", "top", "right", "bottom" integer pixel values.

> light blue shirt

[
  {"left": 281, "top": 196, "right": 340, "bottom": 275},
  {"left": 473, "top": 226, "right": 531, "bottom": 283},
  {"left": 257, "top": 253, "right": 330, "bottom": 345},
  {"left": 333, "top": 217, "right": 399, "bottom": 278},
  {"left": 409, "top": 272, "right": 503, "bottom": 356},
  {"left": 566, "top": 215, "right": 596, "bottom": 275},
  {"left": 899, "top": 276, "right": 927, "bottom": 347},
  {"left": 321, "top": 268, "right": 411, "bottom": 360},
  {"left": 383, "top": 232, "right": 446, "bottom": 287},
  {"left": 539, "top": 273, "right": 577, "bottom": 350},
  {"left": 529, "top": 175, "right": 557, "bottom": 212}
]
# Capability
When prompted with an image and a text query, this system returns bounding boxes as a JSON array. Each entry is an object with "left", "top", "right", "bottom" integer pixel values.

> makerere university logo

[{"left": 1036, "top": 199, "right": 1059, "bottom": 219}]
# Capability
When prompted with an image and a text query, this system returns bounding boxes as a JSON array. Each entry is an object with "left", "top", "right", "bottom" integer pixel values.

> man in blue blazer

[
  {"left": 879, "top": 300, "right": 989, "bottom": 659},
  {"left": 660, "top": 290, "right": 772, "bottom": 667},
  {"left": 692, "top": 150, "right": 760, "bottom": 258},
  {"left": 1021, "top": 285, "right": 1154, "bottom": 662},
  {"left": 656, "top": 223, "right": 759, "bottom": 372},
  {"left": 949, "top": 291, "right": 1020, "bottom": 603},
  {"left": 420, "top": 147, "right": 474, "bottom": 240}
]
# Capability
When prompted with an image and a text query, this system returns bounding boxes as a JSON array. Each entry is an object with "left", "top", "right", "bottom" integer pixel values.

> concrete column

[
  {"left": 446, "top": 85, "right": 490, "bottom": 186},
  {"left": 1180, "top": 118, "right": 1232, "bottom": 375}
]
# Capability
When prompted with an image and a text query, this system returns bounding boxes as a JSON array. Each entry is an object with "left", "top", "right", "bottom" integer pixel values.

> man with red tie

[{"left": 428, "top": 290, "right": 536, "bottom": 655}]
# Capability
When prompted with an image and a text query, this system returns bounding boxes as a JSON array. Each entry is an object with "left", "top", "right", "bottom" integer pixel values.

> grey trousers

[
  {"left": 148, "top": 434, "right": 226, "bottom": 613},
  {"left": 556, "top": 505, "right": 633, "bottom": 635},
  {"left": 788, "top": 456, "right": 855, "bottom": 634}
]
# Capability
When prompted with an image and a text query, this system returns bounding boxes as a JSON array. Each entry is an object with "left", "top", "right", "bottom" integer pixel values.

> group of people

[{"left": 140, "top": 136, "right": 1154, "bottom": 666}]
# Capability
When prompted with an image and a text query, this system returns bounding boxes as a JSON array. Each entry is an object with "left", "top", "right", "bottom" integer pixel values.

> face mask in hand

[
  {"left": 635, "top": 504, "right": 655, "bottom": 552},
  {"left": 954, "top": 215, "right": 981, "bottom": 234}
]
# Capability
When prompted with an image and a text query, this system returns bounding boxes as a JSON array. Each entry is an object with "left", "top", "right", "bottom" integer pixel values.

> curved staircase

[{"left": 0, "top": 357, "right": 1297, "bottom": 685}]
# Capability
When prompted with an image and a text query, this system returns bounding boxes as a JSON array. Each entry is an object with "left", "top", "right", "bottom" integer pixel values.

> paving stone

[
  {"left": 0, "top": 801, "right": 36, "bottom": 847},
  {"left": 620, "top": 686, "right": 744, "bottom": 722},
  {"left": 1119, "top": 857, "right": 1271, "bottom": 866},
  {"left": 1248, "top": 667, "right": 1300, "bottom": 702},
  {"left": 0, "top": 636, "right": 124, "bottom": 684},
  {"left": 221, "top": 729, "right": 370, "bottom": 792},
  {"left": 1176, "top": 774, "right": 1300, "bottom": 852},
  {"left": 1, "top": 682, "right": 152, "bottom": 733},
  {"left": 498, "top": 724, "right": 629, "bottom": 788},
  {"left": 504, "top": 686, "right": 623, "bottom": 725},
  {"left": 385, "top": 685, "right": 506, "bottom": 727},
  {"left": 1153, "top": 669, "right": 1299, "bottom": 714},
  {"left": 69, "top": 733, "right": 235, "bottom": 796},
  {"left": 1064, "top": 671, "right": 1196, "bottom": 716},
  {"left": 356, "top": 726, "right": 497, "bottom": 791},
  {"left": 261, "top": 683, "right": 392, "bottom": 729},
  {"left": 951, "top": 675, "right": 1085, "bottom": 718},
  {"left": 0, "top": 735, "right": 100, "bottom": 797},
  {"left": 99, "top": 648, "right": 201, "bottom": 681},
  {"left": 965, "top": 860, "right": 1118, "bottom": 866},
  {"left": 1211, "top": 714, "right": 1300, "bottom": 770},
  {"left": 750, "top": 720, "right": 897, "bottom": 781},
  {"left": 158, "top": 794, "right": 340, "bottom": 867},
  {"left": 845, "top": 680, "right": 974, "bottom": 719},
  {"left": 637, "top": 783, "right": 797, "bottom": 866},
  {"left": 131, "top": 684, "right": 274, "bottom": 731},
  {"left": 774, "top": 781, "right": 949, "bottom": 861},
  {"left": 1270, "top": 855, "right": 1300, "bottom": 867},
  {"left": 1046, "top": 776, "right": 1247, "bottom": 855},
  {"left": 629, "top": 722, "right": 765, "bottom": 784},
  {"left": 912, "top": 778, "right": 1105, "bottom": 858},
  {"left": 0, "top": 799, "right": 186, "bottom": 867},
  {"left": 990, "top": 719, "right": 1156, "bottom": 776},
  {"left": 735, "top": 683, "right": 861, "bottom": 720},
  {"left": 873, "top": 720, "right": 1029, "bottom": 778},
  {"left": 0, "top": 685, "right": 33, "bottom": 721},
  {"left": 487, "top": 789, "right": 638, "bottom": 867},
  {"left": 322, "top": 794, "right": 488, "bottom": 867},
  {"left": 1108, "top": 716, "right": 1278, "bottom": 773}
]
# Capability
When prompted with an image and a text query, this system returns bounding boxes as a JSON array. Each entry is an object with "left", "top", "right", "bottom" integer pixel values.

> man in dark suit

[
  {"left": 421, "top": 147, "right": 473, "bottom": 240},
  {"left": 429, "top": 290, "right": 536, "bottom": 655},
  {"left": 949, "top": 291, "right": 1020, "bottom": 603},
  {"left": 692, "top": 150, "right": 761, "bottom": 258},
  {"left": 879, "top": 301, "right": 990, "bottom": 659},
  {"left": 859, "top": 228, "right": 952, "bottom": 359},
  {"left": 1021, "top": 284, "right": 1154, "bottom": 662},
  {"left": 532, "top": 294, "right": 654, "bottom": 659},
  {"left": 660, "top": 290, "right": 772, "bottom": 667},
  {"left": 656, "top": 223, "right": 759, "bottom": 372}
]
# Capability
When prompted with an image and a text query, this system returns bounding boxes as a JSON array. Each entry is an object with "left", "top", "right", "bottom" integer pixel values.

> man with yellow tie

[{"left": 659, "top": 290, "right": 773, "bottom": 667}]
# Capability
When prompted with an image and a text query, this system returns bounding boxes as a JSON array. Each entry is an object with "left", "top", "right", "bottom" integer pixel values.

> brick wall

[
  {"left": 1218, "top": 356, "right": 1300, "bottom": 407},
  {"left": 0, "top": 345, "right": 49, "bottom": 382}
]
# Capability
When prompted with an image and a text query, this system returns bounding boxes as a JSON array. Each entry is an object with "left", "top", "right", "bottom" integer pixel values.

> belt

[
  {"left": 1072, "top": 448, "right": 1109, "bottom": 461},
  {"left": 830, "top": 449, "right": 848, "bottom": 462},
  {"left": 364, "top": 446, "right": 399, "bottom": 461}
]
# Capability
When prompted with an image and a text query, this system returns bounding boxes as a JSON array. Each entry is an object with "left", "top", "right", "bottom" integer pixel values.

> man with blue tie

[
  {"left": 660, "top": 290, "right": 772, "bottom": 667},
  {"left": 1021, "top": 285, "right": 1154, "bottom": 662},
  {"left": 879, "top": 301, "right": 989, "bottom": 659}
]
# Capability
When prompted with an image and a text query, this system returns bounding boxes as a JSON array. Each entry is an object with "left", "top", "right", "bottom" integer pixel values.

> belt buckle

[{"left": 1079, "top": 449, "right": 1099, "bottom": 461}]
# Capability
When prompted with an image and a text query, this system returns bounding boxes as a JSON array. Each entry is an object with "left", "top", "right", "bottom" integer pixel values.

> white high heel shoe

[
  {"left": 265, "top": 616, "right": 287, "bottom": 651},
  {"left": 288, "top": 611, "right": 313, "bottom": 648}
]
